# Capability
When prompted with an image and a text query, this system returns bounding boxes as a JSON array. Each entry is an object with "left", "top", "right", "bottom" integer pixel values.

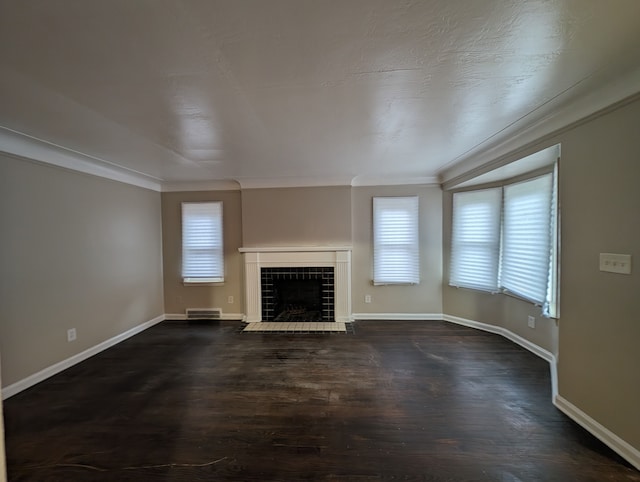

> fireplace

[
  {"left": 239, "top": 247, "right": 352, "bottom": 322},
  {"left": 261, "top": 267, "right": 334, "bottom": 321}
]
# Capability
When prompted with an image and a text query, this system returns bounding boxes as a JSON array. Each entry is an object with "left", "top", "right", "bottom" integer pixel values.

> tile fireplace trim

[{"left": 239, "top": 247, "right": 352, "bottom": 323}]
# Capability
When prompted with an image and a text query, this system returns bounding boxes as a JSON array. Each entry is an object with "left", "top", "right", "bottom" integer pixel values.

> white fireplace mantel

[
  {"left": 239, "top": 246, "right": 353, "bottom": 253},
  {"left": 239, "top": 246, "right": 352, "bottom": 323}
]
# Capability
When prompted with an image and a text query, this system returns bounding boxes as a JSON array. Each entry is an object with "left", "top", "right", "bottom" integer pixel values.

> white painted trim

[
  {"left": 443, "top": 314, "right": 555, "bottom": 361},
  {"left": 352, "top": 313, "right": 443, "bottom": 321},
  {"left": 439, "top": 315, "right": 639, "bottom": 470},
  {"left": 241, "top": 249, "right": 352, "bottom": 323},
  {"left": 238, "top": 177, "right": 354, "bottom": 189},
  {"left": 351, "top": 176, "right": 439, "bottom": 187},
  {"left": 239, "top": 246, "right": 352, "bottom": 253},
  {"left": 440, "top": 67, "right": 640, "bottom": 185},
  {"left": 555, "top": 395, "right": 640, "bottom": 471},
  {"left": 164, "top": 313, "right": 246, "bottom": 321},
  {"left": 165, "top": 177, "right": 441, "bottom": 190},
  {"left": 352, "top": 313, "right": 558, "bottom": 398},
  {"left": 1, "top": 315, "right": 165, "bottom": 399},
  {"left": 161, "top": 180, "right": 241, "bottom": 192},
  {"left": 0, "top": 126, "right": 162, "bottom": 192},
  {"left": 442, "top": 314, "right": 558, "bottom": 399}
]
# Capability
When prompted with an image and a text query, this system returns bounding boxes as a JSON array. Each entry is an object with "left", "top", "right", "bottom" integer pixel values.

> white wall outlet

[
  {"left": 227, "top": 295, "right": 234, "bottom": 304},
  {"left": 365, "top": 294, "right": 372, "bottom": 303},
  {"left": 599, "top": 253, "right": 632, "bottom": 274},
  {"left": 67, "top": 328, "right": 77, "bottom": 342},
  {"left": 527, "top": 316, "right": 535, "bottom": 329}
]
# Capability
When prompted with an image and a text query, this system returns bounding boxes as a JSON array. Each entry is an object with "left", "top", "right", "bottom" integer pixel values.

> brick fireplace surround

[{"left": 239, "top": 247, "right": 352, "bottom": 323}]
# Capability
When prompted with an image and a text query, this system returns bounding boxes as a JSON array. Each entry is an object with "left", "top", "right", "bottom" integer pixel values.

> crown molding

[
  {"left": 351, "top": 175, "right": 439, "bottom": 187},
  {"left": 0, "top": 126, "right": 163, "bottom": 191},
  {"left": 439, "top": 65, "right": 640, "bottom": 187},
  {"left": 161, "top": 180, "right": 241, "bottom": 192},
  {"left": 0, "top": 128, "right": 439, "bottom": 191},
  {"left": 237, "top": 176, "right": 354, "bottom": 189}
]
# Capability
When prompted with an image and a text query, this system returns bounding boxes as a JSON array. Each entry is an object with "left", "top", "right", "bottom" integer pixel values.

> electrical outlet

[
  {"left": 67, "top": 328, "right": 77, "bottom": 342},
  {"left": 599, "top": 253, "right": 632, "bottom": 274},
  {"left": 365, "top": 295, "right": 372, "bottom": 303},
  {"left": 527, "top": 316, "right": 535, "bottom": 329},
  {"left": 228, "top": 295, "right": 234, "bottom": 304}
]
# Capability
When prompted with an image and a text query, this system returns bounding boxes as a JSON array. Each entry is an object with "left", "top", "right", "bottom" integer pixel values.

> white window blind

[
  {"left": 449, "top": 166, "right": 559, "bottom": 318},
  {"left": 373, "top": 196, "right": 419, "bottom": 285},
  {"left": 182, "top": 202, "right": 224, "bottom": 283},
  {"left": 500, "top": 173, "right": 553, "bottom": 306},
  {"left": 450, "top": 188, "right": 502, "bottom": 291}
]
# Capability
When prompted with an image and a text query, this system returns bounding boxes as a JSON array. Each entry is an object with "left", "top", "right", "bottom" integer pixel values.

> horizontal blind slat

[
  {"left": 373, "top": 197, "right": 420, "bottom": 284},
  {"left": 182, "top": 202, "right": 224, "bottom": 280},
  {"left": 450, "top": 188, "right": 501, "bottom": 291},
  {"left": 500, "top": 174, "right": 553, "bottom": 304}
]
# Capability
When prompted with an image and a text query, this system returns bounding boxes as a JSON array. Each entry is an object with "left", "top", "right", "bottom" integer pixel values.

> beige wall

[
  {"left": 557, "top": 97, "right": 640, "bottom": 450},
  {"left": 443, "top": 96, "right": 640, "bottom": 452},
  {"left": 165, "top": 185, "right": 443, "bottom": 317},
  {"left": 0, "top": 363, "right": 5, "bottom": 482},
  {"left": 352, "top": 185, "right": 443, "bottom": 315},
  {"left": 0, "top": 155, "right": 164, "bottom": 387},
  {"left": 3, "top": 96, "right": 637, "bottom": 461},
  {"left": 442, "top": 192, "right": 559, "bottom": 354},
  {"left": 162, "top": 190, "right": 244, "bottom": 315},
  {"left": 241, "top": 186, "right": 352, "bottom": 247}
]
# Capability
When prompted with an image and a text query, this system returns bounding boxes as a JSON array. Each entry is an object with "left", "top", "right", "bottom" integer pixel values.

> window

[
  {"left": 450, "top": 169, "right": 558, "bottom": 318},
  {"left": 182, "top": 202, "right": 224, "bottom": 283},
  {"left": 450, "top": 188, "right": 502, "bottom": 292},
  {"left": 500, "top": 174, "right": 554, "bottom": 306},
  {"left": 373, "top": 196, "right": 419, "bottom": 285}
]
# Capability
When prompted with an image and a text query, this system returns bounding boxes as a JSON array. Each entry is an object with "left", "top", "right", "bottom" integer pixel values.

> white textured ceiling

[{"left": 1, "top": 0, "right": 639, "bottom": 188}]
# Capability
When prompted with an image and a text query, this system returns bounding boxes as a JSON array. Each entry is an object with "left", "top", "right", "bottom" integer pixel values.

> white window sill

[
  {"left": 372, "top": 281, "right": 420, "bottom": 286},
  {"left": 183, "top": 278, "right": 225, "bottom": 286},
  {"left": 449, "top": 283, "right": 557, "bottom": 319}
]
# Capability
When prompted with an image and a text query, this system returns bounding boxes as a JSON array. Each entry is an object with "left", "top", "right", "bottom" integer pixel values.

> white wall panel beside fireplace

[{"left": 239, "top": 247, "right": 352, "bottom": 323}]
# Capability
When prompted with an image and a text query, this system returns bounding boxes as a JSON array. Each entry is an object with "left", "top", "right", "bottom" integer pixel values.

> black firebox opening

[
  {"left": 273, "top": 278, "right": 322, "bottom": 321},
  {"left": 261, "top": 267, "right": 335, "bottom": 322}
]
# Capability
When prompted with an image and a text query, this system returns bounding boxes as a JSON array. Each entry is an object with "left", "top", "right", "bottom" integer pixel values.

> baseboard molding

[
  {"left": 164, "top": 313, "right": 246, "bottom": 321},
  {"left": 350, "top": 312, "right": 558, "bottom": 399},
  {"left": 352, "top": 313, "right": 443, "bottom": 321},
  {"left": 442, "top": 314, "right": 558, "bottom": 399},
  {"left": 2, "top": 314, "right": 165, "bottom": 399},
  {"left": 4, "top": 311, "right": 635, "bottom": 471},
  {"left": 441, "top": 314, "right": 640, "bottom": 471},
  {"left": 554, "top": 395, "right": 640, "bottom": 471}
]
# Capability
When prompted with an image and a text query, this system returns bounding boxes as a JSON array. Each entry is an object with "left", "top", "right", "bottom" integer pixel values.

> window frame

[
  {"left": 450, "top": 187, "right": 502, "bottom": 292},
  {"left": 449, "top": 165, "right": 559, "bottom": 318},
  {"left": 372, "top": 196, "right": 420, "bottom": 285},
  {"left": 181, "top": 201, "right": 224, "bottom": 285}
]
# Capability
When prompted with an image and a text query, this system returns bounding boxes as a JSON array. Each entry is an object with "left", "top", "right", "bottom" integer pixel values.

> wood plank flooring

[{"left": 4, "top": 320, "right": 639, "bottom": 481}]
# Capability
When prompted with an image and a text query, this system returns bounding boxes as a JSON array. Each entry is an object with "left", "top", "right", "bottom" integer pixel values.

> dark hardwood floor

[{"left": 4, "top": 320, "right": 639, "bottom": 481}]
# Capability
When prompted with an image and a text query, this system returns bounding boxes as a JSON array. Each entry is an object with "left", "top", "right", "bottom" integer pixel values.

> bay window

[{"left": 450, "top": 168, "right": 558, "bottom": 317}]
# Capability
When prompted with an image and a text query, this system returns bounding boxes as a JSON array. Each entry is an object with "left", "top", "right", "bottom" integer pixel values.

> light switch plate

[{"left": 599, "top": 253, "right": 632, "bottom": 274}]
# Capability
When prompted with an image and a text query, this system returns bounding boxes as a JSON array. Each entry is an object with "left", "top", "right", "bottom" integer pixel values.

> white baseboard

[
  {"left": 2, "top": 314, "right": 165, "bottom": 399},
  {"left": 554, "top": 395, "right": 640, "bottom": 471},
  {"left": 164, "top": 313, "right": 246, "bottom": 321},
  {"left": 442, "top": 313, "right": 640, "bottom": 471},
  {"left": 442, "top": 314, "right": 558, "bottom": 399},
  {"left": 352, "top": 313, "right": 443, "bottom": 321},
  {"left": 350, "top": 312, "right": 558, "bottom": 399},
  {"left": 3, "top": 311, "right": 635, "bottom": 471}
]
